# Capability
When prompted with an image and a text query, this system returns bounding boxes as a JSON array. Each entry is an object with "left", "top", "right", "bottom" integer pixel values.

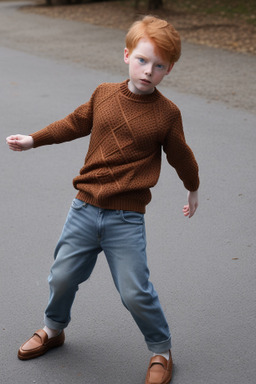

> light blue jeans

[{"left": 44, "top": 199, "right": 171, "bottom": 353}]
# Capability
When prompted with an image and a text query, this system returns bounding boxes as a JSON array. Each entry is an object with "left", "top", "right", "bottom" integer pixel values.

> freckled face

[{"left": 124, "top": 38, "right": 173, "bottom": 95}]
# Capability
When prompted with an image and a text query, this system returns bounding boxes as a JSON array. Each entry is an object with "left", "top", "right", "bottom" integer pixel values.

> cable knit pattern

[{"left": 31, "top": 80, "right": 199, "bottom": 213}]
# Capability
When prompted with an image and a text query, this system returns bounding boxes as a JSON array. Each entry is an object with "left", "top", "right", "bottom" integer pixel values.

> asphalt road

[{"left": 1, "top": 2, "right": 256, "bottom": 384}]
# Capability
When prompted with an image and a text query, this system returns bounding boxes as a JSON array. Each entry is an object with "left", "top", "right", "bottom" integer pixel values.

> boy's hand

[
  {"left": 183, "top": 190, "right": 198, "bottom": 218},
  {"left": 6, "top": 134, "right": 34, "bottom": 151}
]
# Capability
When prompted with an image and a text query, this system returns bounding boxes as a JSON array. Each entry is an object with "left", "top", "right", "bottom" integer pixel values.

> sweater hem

[{"left": 76, "top": 191, "right": 146, "bottom": 214}]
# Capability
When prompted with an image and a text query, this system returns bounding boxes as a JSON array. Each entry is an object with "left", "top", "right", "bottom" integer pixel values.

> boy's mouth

[{"left": 140, "top": 79, "right": 151, "bottom": 84}]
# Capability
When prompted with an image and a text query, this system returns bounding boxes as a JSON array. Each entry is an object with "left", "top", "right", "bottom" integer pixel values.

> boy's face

[{"left": 124, "top": 38, "right": 173, "bottom": 95}]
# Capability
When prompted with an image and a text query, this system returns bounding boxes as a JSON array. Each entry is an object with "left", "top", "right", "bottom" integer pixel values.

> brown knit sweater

[{"left": 31, "top": 80, "right": 199, "bottom": 213}]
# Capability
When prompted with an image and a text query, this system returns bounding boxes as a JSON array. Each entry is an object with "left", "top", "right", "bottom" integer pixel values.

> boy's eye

[
  {"left": 156, "top": 64, "right": 164, "bottom": 69},
  {"left": 138, "top": 58, "right": 146, "bottom": 64}
]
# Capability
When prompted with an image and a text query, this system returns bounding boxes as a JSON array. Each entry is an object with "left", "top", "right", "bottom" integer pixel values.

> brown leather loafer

[
  {"left": 18, "top": 329, "right": 65, "bottom": 360},
  {"left": 145, "top": 351, "right": 173, "bottom": 384}
]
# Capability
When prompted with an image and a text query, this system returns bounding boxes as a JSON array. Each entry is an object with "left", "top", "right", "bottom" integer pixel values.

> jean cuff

[
  {"left": 44, "top": 314, "right": 69, "bottom": 330},
  {"left": 146, "top": 336, "right": 172, "bottom": 353}
]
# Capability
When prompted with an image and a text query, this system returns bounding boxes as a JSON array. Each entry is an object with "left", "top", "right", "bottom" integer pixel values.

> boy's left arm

[{"left": 162, "top": 107, "right": 200, "bottom": 218}]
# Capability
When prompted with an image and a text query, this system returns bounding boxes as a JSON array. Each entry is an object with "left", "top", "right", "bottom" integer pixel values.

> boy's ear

[
  {"left": 124, "top": 48, "right": 130, "bottom": 64},
  {"left": 166, "top": 63, "right": 174, "bottom": 75}
]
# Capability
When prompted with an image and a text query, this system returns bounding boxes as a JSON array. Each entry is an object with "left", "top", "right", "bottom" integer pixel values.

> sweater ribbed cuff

[{"left": 30, "top": 130, "right": 55, "bottom": 148}]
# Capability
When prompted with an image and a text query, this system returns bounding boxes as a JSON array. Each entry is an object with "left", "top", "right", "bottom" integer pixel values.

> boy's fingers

[
  {"left": 7, "top": 142, "right": 22, "bottom": 151},
  {"left": 183, "top": 205, "right": 189, "bottom": 216},
  {"left": 6, "top": 135, "right": 21, "bottom": 142}
]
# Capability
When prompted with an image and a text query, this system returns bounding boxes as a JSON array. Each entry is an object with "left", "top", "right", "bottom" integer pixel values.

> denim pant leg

[
  {"left": 44, "top": 199, "right": 102, "bottom": 330},
  {"left": 101, "top": 210, "right": 172, "bottom": 354}
]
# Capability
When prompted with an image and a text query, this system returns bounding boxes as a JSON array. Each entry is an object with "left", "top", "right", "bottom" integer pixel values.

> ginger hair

[{"left": 125, "top": 15, "right": 181, "bottom": 64}]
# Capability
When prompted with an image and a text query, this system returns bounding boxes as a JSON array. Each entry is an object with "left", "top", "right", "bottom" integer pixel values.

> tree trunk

[
  {"left": 148, "top": 0, "right": 163, "bottom": 10},
  {"left": 135, "top": 0, "right": 164, "bottom": 11}
]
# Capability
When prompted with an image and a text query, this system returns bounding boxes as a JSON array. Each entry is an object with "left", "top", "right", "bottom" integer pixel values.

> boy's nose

[{"left": 144, "top": 64, "right": 153, "bottom": 76}]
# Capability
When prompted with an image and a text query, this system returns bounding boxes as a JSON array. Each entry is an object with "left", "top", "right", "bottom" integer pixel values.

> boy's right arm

[
  {"left": 6, "top": 87, "right": 99, "bottom": 151},
  {"left": 6, "top": 134, "right": 34, "bottom": 152}
]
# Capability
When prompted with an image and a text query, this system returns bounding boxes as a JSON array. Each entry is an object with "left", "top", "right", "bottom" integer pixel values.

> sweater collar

[{"left": 120, "top": 80, "right": 161, "bottom": 102}]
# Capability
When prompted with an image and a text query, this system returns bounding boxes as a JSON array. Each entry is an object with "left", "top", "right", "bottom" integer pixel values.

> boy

[{"left": 6, "top": 16, "right": 199, "bottom": 384}]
